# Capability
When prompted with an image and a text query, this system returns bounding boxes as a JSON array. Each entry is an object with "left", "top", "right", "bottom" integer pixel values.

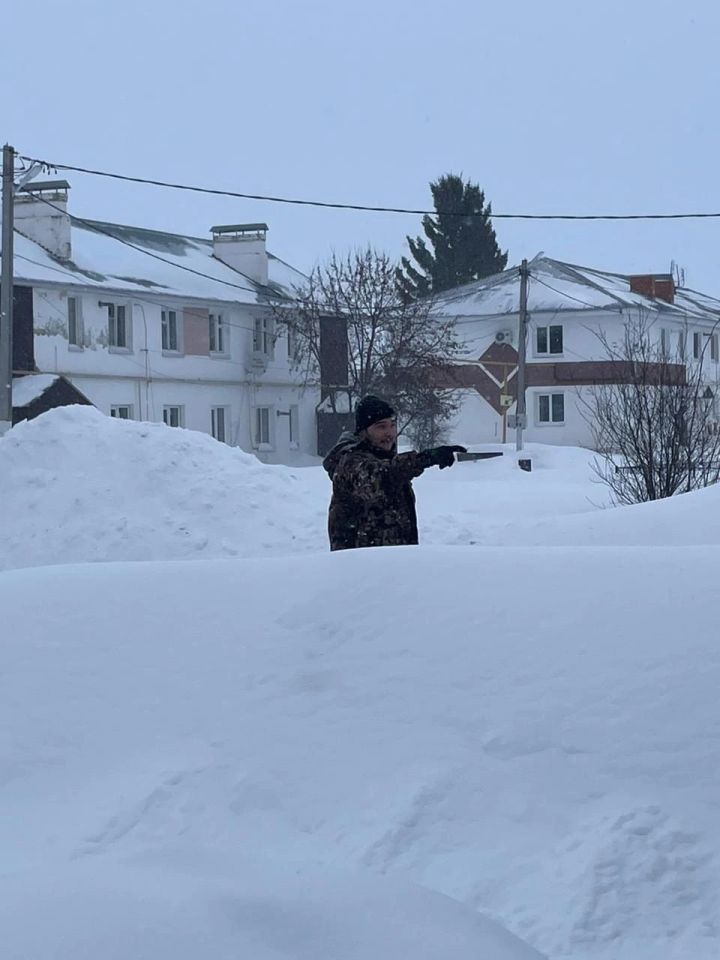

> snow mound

[
  {"left": 4, "top": 405, "right": 720, "bottom": 569},
  {"left": 474, "top": 476, "right": 720, "bottom": 547},
  {"left": 0, "top": 408, "right": 612, "bottom": 571},
  {"left": 0, "top": 406, "right": 327, "bottom": 570},
  {"left": 3, "top": 547, "right": 720, "bottom": 959},
  {"left": 3, "top": 861, "right": 543, "bottom": 960}
]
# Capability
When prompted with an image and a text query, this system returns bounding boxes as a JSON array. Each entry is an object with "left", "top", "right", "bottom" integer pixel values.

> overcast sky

[{"left": 3, "top": 0, "right": 720, "bottom": 293}]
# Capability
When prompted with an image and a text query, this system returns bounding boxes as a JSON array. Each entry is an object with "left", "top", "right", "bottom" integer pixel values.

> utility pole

[
  {"left": 515, "top": 258, "right": 530, "bottom": 451},
  {"left": 0, "top": 144, "right": 14, "bottom": 433}
]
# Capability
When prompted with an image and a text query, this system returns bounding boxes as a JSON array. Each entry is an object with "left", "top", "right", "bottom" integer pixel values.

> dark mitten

[{"left": 425, "top": 445, "right": 468, "bottom": 469}]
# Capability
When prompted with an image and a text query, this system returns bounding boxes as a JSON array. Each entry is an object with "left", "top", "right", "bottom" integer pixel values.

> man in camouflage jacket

[{"left": 322, "top": 395, "right": 466, "bottom": 551}]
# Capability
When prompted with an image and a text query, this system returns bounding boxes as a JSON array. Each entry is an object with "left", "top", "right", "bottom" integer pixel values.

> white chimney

[
  {"left": 211, "top": 223, "right": 269, "bottom": 285},
  {"left": 15, "top": 180, "right": 72, "bottom": 260}
]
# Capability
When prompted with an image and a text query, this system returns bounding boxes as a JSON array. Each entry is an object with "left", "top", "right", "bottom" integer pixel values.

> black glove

[{"left": 425, "top": 445, "right": 468, "bottom": 469}]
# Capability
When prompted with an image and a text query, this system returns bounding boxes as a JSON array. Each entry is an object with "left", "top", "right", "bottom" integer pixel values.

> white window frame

[
  {"left": 253, "top": 316, "right": 275, "bottom": 357},
  {"left": 110, "top": 405, "right": 133, "bottom": 419},
  {"left": 535, "top": 323, "right": 564, "bottom": 357},
  {"left": 209, "top": 313, "right": 227, "bottom": 355},
  {"left": 163, "top": 405, "right": 184, "bottom": 428},
  {"left": 289, "top": 404, "right": 299, "bottom": 449},
  {"left": 101, "top": 300, "right": 132, "bottom": 352},
  {"left": 67, "top": 295, "right": 83, "bottom": 349},
  {"left": 536, "top": 392, "right": 565, "bottom": 425},
  {"left": 161, "top": 308, "right": 182, "bottom": 354},
  {"left": 253, "top": 405, "right": 273, "bottom": 448},
  {"left": 211, "top": 405, "right": 229, "bottom": 443}
]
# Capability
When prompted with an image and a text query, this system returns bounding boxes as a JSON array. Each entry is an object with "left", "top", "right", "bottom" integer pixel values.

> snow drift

[
  {"left": 0, "top": 406, "right": 607, "bottom": 572},
  {"left": 3, "top": 860, "right": 543, "bottom": 960},
  {"left": 3, "top": 406, "right": 720, "bottom": 959},
  {"left": 3, "top": 546, "right": 720, "bottom": 959}
]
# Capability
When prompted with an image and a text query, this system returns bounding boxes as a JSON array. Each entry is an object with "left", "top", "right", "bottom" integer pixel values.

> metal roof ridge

[
  {"left": 76, "top": 218, "right": 211, "bottom": 246},
  {"left": 544, "top": 259, "right": 632, "bottom": 309}
]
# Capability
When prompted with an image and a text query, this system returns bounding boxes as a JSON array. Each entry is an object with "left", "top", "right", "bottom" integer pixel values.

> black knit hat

[{"left": 355, "top": 395, "right": 396, "bottom": 434}]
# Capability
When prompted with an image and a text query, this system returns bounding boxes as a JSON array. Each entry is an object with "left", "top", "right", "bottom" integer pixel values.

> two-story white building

[
  {"left": 432, "top": 255, "right": 720, "bottom": 448},
  {"left": 10, "top": 180, "right": 318, "bottom": 464}
]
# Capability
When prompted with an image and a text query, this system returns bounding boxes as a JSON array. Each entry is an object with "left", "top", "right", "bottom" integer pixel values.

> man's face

[{"left": 365, "top": 417, "right": 398, "bottom": 452}]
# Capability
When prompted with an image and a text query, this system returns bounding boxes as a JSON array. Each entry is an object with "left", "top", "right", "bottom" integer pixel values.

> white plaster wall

[
  {"left": 446, "top": 387, "right": 594, "bottom": 448},
  {"left": 15, "top": 198, "right": 71, "bottom": 259},
  {"left": 446, "top": 390, "right": 505, "bottom": 445},
  {"left": 212, "top": 236, "right": 267, "bottom": 285},
  {"left": 448, "top": 306, "right": 720, "bottom": 449},
  {"left": 30, "top": 285, "right": 319, "bottom": 464}
]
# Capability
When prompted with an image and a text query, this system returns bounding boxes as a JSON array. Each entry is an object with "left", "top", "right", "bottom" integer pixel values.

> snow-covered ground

[
  {"left": 3, "top": 407, "right": 720, "bottom": 959},
  {"left": 0, "top": 407, "right": 609, "bottom": 571}
]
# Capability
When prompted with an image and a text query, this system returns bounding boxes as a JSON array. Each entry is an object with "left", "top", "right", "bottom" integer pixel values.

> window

[
  {"left": 693, "top": 331, "right": 719, "bottom": 362},
  {"left": 254, "top": 406, "right": 271, "bottom": 446},
  {"left": 678, "top": 331, "right": 687, "bottom": 357},
  {"left": 110, "top": 405, "right": 133, "bottom": 419},
  {"left": 68, "top": 296, "right": 82, "bottom": 347},
  {"left": 209, "top": 313, "right": 226, "bottom": 354},
  {"left": 253, "top": 316, "right": 274, "bottom": 356},
  {"left": 660, "top": 328, "right": 669, "bottom": 355},
  {"left": 537, "top": 392, "right": 565, "bottom": 424},
  {"left": 211, "top": 406, "right": 228, "bottom": 442},
  {"left": 287, "top": 324, "right": 298, "bottom": 361},
  {"left": 163, "top": 405, "right": 184, "bottom": 428},
  {"left": 536, "top": 324, "right": 563, "bottom": 355},
  {"left": 289, "top": 405, "right": 299, "bottom": 448},
  {"left": 101, "top": 301, "right": 130, "bottom": 350},
  {"left": 161, "top": 309, "right": 180, "bottom": 352}
]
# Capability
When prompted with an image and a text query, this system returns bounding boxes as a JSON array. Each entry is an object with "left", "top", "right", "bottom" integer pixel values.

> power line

[
  {"left": 24, "top": 190, "right": 275, "bottom": 299},
  {"left": 20, "top": 253, "right": 258, "bottom": 334},
  {"left": 17, "top": 154, "right": 495, "bottom": 217},
  {"left": 20, "top": 261, "right": 298, "bottom": 382},
  {"left": 14, "top": 251, "right": 262, "bottom": 337},
  {"left": 15, "top": 225, "right": 497, "bottom": 332},
  {"left": 530, "top": 274, "right": 615, "bottom": 311},
  {"left": 19, "top": 153, "right": 720, "bottom": 221},
  {"left": 16, "top": 190, "right": 678, "bottom": 350},
  {"left": 15, "top": 250, "right": 307, "bottom": 376}
]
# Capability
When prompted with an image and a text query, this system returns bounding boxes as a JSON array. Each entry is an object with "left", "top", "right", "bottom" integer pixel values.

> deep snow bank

[
  {"left": 0, "top": 407, "right": 609, "bottom": 571},
  {"left": 0, "top": 406, "right": 327, "bottom": 570},
  {"left": 3, "top": 546, "right": 719, "bottom": 959},
  {"left": 2, "top": 860, "right": 543, "bottom": 960}
]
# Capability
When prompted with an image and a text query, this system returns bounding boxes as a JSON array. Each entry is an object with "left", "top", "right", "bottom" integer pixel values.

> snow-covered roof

[
  {"left": 431, "top": 254, "right": 720, "bottom": 322},
  {"left": 7, "top": 217, "right": 306, "bottom": 306},
  {"left": 11, "top": 374, "right": 60, "bottom": 408}
]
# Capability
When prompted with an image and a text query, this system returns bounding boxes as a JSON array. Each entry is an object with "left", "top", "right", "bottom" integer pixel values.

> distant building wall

[
  {"left": 29, "top": 285, "right": 319, "bottom": 464},
  {"left": 439, "top": 308, "right": 720, "bottom": 449}
]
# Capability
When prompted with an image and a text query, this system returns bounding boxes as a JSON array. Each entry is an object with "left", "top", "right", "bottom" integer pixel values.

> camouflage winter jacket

[{"left": 323, "top": 433, "right": 435, "bottom": 551}]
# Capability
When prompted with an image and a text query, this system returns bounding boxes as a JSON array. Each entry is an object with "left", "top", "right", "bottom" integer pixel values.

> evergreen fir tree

[{"left": 397, "top": 174, "right": 508, "bottom": 300}]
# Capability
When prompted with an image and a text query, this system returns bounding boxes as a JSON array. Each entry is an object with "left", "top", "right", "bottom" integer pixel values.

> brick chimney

[
  {"left": 14, "top": 180, "right": 72, "bottom": 260},
  {"left": 211, "top": 223, "right": 269, "bottom": 285},
  {"left": 629, "top": 273, "right": 675, "bottom": 303}
]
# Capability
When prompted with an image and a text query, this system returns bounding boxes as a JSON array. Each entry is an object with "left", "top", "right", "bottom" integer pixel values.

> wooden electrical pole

[
  {"left": 515, "top": 258, "right": 530, "bottom": 451},
  {"left": 0, "top": 144, "right": 14, "bottom": 431}
]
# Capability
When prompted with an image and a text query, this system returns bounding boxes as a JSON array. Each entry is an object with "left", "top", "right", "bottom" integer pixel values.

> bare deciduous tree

[
  {"left": 580, "top": 312, "right": 720, "bottom": 504},
  {"left": 272, "top": 248, "right": 464, "bottom": 445}
]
